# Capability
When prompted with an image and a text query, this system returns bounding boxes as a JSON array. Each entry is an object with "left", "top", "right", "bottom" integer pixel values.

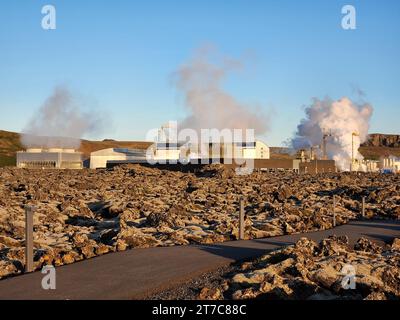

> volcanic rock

[
  {"left": 199, "top": 236, "right": 400, "bottom": 300},
  {"left": 0, "top": 165, "right": 399, "bottom": 280}
]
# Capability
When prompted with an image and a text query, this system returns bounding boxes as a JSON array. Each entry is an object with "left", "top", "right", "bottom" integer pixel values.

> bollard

[
  {"left": 239, "top": 197, "right": 244, "bottom": 240},
  {"left": 25, "top": 205, "right": 35, "bottom": 273},
  {"left": 332, "top": 195, "right": 336, "bottom": 227},
  {"left": 362, "top": 196, "right": 365, "bottom": 218}
]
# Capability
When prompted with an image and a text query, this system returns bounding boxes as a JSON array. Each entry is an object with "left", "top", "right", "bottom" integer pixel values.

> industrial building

[
  {"left": 345, "top": 158, "right": 400, "bottom": 173},
  {"left": 235, "top": 141, "right": 270, "bottom": 159},
  {"left": 150, "top": 122, "right": 270, "bottom": 162},
  {"left": 89, "top": 148, "right": 147, "bottom": 169},
  {"left": 106, "top": 158, "right": 335, "bottom": 173},
  {"left": 16, "top": 148, "right": 83, "bottom": 169},
  {"left": 87, "top": 121, "right": 339, "bottom": 172},
  {"left": 380, "top": 157, "right": 400, "bottom": 173},
  {"left": 89, "top": 140, "right": 270, "bottom": 169},
  {"left": 88, "top": 134, "right": 339, "bottom": 173},
  {"left": 294, "top": 149, "right": 337, "bottom": 173},
  {"left": 223, "top": 158, "right": 336, "bottom": 173},
  {"left": 151, "top": 142, "right": 185, "bottom": 162},
  {"left": 187, "top": 140, "right": 270, "bottom": 162},
  {"left": 298, "top": 159, "right": 337, "bottom": 174},
  {"left": 90, "top": 122, "right": 271, "bottom": 169},
  {"left": 90, "top": 144, "right": 336, "bottom": 174}
]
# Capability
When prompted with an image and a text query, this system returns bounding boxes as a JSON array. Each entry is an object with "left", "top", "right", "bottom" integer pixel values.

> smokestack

[{"left": 322, "top": 130, "right": 332, "bottom": 160}]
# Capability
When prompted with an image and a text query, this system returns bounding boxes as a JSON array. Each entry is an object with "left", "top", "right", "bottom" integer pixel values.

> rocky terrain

[
  {"left": 359, "top": 133, "right": 400, "bottom": 159},
  {"left": 0, "top": 164, "right": 399, "bottom": 280},
  {"left": 196, "top": 236, "right": 400, "bottom": 300}
]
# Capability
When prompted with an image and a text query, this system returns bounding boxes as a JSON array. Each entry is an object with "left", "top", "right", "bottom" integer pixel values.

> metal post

[
  {"left": 362, "top": 196, "right": 365, "bottom": 218},
  {"left": 25, "top": 205, "right": 35, "bottom": 273},
  {"left": 332, "top": 195, "right": 336, "bottom": 227},
  {"left": 239, "top": 197, "right": 244, "bottom": 240}
]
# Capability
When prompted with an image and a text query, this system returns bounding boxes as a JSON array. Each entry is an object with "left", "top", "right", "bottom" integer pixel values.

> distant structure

[
  {"left": 331, "top": 157, "right": 400, "bottom": 173},
  {"left": 87, "top": 122, "right": 338, "bottom": 173},
  {"left": 17, "top": 148, "right": 83, "bottom": 169},
  {"left": 89, "top": 128, "right": 339, "bottom": 173},
  {"left": 236, "top": 140, "right": 270, "bottom": 159},
  {"left": 182, "top": 140, "right": 270, "bottom": 162},
  {"left": 298, "top": 160, "right": 336, "bottom": 174},
  {"left": 321, "top": 130, "right": 332, "bottom": 160},
  {"left": 294, "top": 148, "right": 336, "bottom": 173},
  {"left": 89, "top": 122, "right": 271, "bottom": 169},
  {"left": 150, "top": 142, "right": 183, "bottom": 162},
  {"left": 350, "top": 131, "right": 360, "bottom": 171},
  {"left": 89, "top": 141, "right": 270, "bottom": 169},
  {"left": 363, "top": 159, "right": 380, "bottom": 172},
  {"left": 380, "top": 157, "right": 400, "bottom": 173},
  {"left": 90, "top": 148, "right": 147, "bottom": 169}
]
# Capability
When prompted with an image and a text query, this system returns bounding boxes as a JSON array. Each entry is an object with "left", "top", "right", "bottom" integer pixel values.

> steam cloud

[
  {"left": 292, "top": 97, "right": 373, "bottom": 171},
  {"left": 173, "top": 47, "right": 269, "bottom": 140},
  {"left": 21, "top": 86, "right": 105, "bottom": 149}
]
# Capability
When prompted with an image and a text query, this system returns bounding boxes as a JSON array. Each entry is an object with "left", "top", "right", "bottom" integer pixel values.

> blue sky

[{"left": 0, "top": 0, "right": 399, "bottom": 146}]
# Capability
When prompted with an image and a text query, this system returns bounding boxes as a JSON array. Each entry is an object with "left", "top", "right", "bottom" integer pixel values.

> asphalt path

[{"left": 0, "top": 219, "right": 398, "bottom": 300}]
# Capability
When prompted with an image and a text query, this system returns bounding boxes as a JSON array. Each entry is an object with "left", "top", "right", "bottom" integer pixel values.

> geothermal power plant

[
  {"left": 13, "top": 122, "right": 337, "bottom": 173},
  {"left": 13, "top": 124, "right": 400, "bottom": 173}
]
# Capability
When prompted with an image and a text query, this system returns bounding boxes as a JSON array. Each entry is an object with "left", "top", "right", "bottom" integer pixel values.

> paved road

[{"left": 0, "top": 219, "right": 399, "bottom": 300}]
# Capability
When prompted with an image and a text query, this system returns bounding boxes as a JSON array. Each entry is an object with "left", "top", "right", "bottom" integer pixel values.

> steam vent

[{"left": 16, "top": 148, "right": 83, "bottom": 169}]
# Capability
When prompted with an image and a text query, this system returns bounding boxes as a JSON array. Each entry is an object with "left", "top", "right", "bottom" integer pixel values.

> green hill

[{"left": 0, "top": 130, "right": 23, "bottom": 167}]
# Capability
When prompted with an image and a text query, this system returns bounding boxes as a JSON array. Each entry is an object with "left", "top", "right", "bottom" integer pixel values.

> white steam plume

[
  {"left": 292, "top": 97, "right": 373, "bottom": 171},
  {"left": 21, "top": 86, "right": 105, "bottom": 149},
  {"left": 173, "top": 47, "right": 269, "bottom": 139}
]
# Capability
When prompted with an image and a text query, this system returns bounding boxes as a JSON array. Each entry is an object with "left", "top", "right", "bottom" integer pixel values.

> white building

[
  {"left": 146, "top": 121, "right": 271, "bottom": 162},
  {"left": 89, "top": 139, "right": 270, "bottom": 169},
  {"left": 161, "top": 140, "right": 271, "bottom": 162},
  {"left": 236, "top": 140, "right": 270, "bottom": 159},
  {"left": 380, "top": 157, "right": 400, "bottom": 173},
  {"left": 90, "top": 148, "right": 147, "bottom": 169},
  {"left": 90, "top": 120, "right": 270, "bottom": 169},
  {"left": 152, "top": 143, "right": 182, "bottom": 161},
  {"left": 17, "top": 148, "right": 83, "bottom": 169},
  {"left": 363, "top": 160, "right": 379, "bottom": 172}
]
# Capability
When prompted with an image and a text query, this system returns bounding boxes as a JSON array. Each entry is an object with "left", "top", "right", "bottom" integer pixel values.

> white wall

[
  {"left": 256, "top": 141, "right": 270, "bottom": 159},
  {"left": 90, "top": 154, "right": 127, "bottom": 169},
  {"left": 242, "top": 148, "right": 257, "bottom": 159},
  {"left": 154, "top": 149, "right": 181, "bottom": 160}
]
